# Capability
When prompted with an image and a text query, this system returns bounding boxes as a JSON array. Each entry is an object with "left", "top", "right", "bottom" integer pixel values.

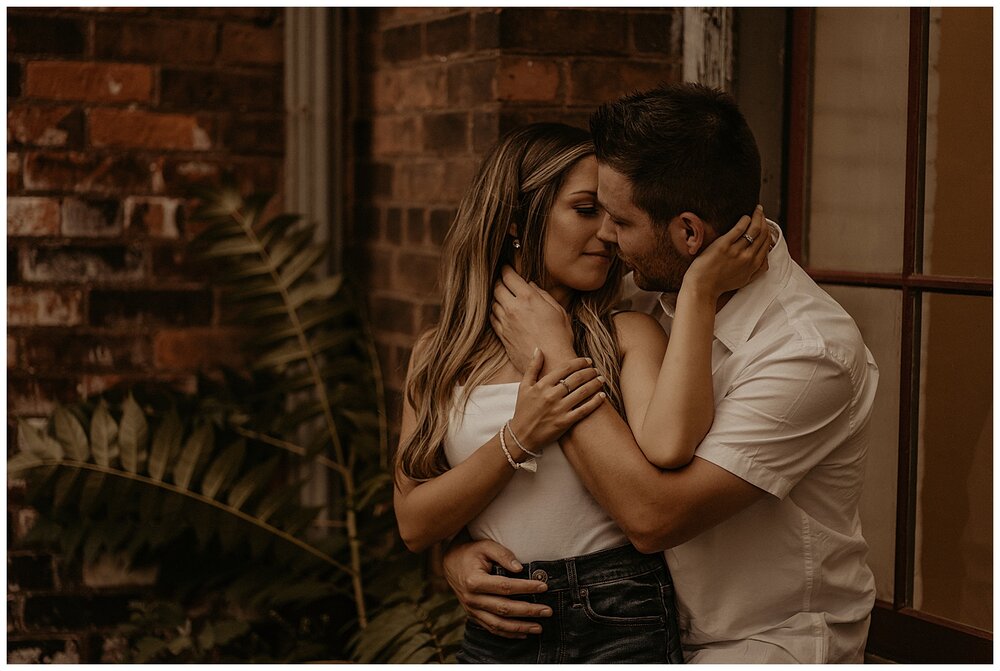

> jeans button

[{"left": 531, "top": 569, "right": 548, "bottom": 582}]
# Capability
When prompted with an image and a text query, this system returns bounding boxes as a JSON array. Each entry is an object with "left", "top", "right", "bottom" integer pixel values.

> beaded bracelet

[
  {"left": 499, "top": 424, "right": 537, "bottom": 472},
  {"left": 505, "top": 421, "right": 542, "bottom": 458}
]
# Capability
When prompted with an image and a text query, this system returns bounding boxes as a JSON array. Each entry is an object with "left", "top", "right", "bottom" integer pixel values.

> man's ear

[{"left": 673, "top": 212, "right": 713, "bottom": 256}]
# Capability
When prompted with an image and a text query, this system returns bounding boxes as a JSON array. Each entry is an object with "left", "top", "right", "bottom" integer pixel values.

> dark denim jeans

[{"left": 456, "top": 544, "right": 684, "bottom": 664}]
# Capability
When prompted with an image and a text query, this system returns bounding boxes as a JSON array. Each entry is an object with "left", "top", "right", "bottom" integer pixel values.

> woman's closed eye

[{"left": 574, "top": 205, "right": 600, "bottom": 217}]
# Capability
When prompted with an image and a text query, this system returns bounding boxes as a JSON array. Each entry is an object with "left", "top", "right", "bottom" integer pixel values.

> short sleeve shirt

[{"left": 621, "top": 222, "right": 878, "bottom": 663}]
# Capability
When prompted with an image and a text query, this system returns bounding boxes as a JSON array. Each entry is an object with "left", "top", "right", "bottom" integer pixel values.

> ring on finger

[
  {"left": 742, "top": 233, "right": 755, "bottom": 245},
  {"left": 558, "top": 379, "right": 571, "bottom": 395}
]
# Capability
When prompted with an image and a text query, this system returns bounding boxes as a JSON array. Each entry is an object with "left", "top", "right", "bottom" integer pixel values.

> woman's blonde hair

[{"left": 397, "top": 123, "right": 625, "bottom": 482}]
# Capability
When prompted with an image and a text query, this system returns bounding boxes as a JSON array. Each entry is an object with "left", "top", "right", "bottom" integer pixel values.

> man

[{"left": 442, "top": 83, "right": 878, "bottom": 663}]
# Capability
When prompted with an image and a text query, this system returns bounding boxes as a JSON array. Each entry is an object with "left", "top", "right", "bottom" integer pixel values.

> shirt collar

[{"left": 657, "top": 220, "right": 792, "bottom": 352}]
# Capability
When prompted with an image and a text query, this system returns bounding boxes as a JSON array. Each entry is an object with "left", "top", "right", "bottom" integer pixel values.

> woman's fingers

[
  {"left": 562, "top": 376, "right": 606, "bottom": 409},
  {"left": 566, "top": 391, "right": 607, "bottom": 423},
  {"left": 521, "top": 348, "right": 543, "bottom": 386},
  {"left": 539, "top": 357, "right": 594, "bottom": 387}
]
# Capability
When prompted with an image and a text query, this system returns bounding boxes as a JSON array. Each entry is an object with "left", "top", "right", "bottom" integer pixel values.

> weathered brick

[
  {"left": 568, "top": 60, "right": 676, "bottom": 106},
  {"left": 406, "top": 208, "right": 425, "bottom": 244},
  {"left": 9, "top": 152, "right": 22, "bottom": 191},
  {"left": 150, "top": 244, "right": 211, "bottom": 280},
  {"left": 9, "top": 247, "right": 19, "bottom": 285},
  {"left": 374, "top": 66, "right": 447, "bottom": 112},
  {"left": 23, "top": 151, "right": 151, "bottom": 194},
  {"left": 88, "top": 109, "right": 213, "bottom": 150},
  {"left": 423, "top": 112, "right": 468, "bottom": 154},
  {"left": 123, "top": 197, "right": 182, "bottom": 239},
  {"left": 20, "top": 331, "right": 151, "bottom": 372},
  {"left": 382, "top": 23, "right": 423, "bottom": 63},
  {"left": 496, "top": 57, "right": 561, "bottom": 102},
  {"left": 221, "top": 115, "right": 284, "bottom": 154},
  {"left": 420, "top": 302, "right": 442, "bottom": 330},
  {"left": 372, "top": 115, "right": 421, "bottom": 156},
  {"left": 160, "top": 68, "right": 283, "bottom": 112},
  {"left": 8, "top": 555, "right": 56, "bottom": 592},
  {"left": 473, "top": 110, "right": 499, "bottom": 152},
  {"left": 363, "top": 248, "right": 395, "bottom": 290},
  {"left": 498, "top": 109, "right": 590, "bottom": 135},
  {"left": 7, "top": 287, "right": 84, "bottom": 326},
  {"left": 89, "top": 289, "right": 213, "bottom": 327},
  {"left": 22, "top": 244, "right": 144, "bottom": 283},
  {"left": 365, "top": 162, "right": 394, "bottom": 198},
  {"left": 9, "top": 62, "right": 22, "bottom": 97},
  {"left": 398, "top": 252, "right": 440, "bottom": 294},
  {"left": 160, "top": 160, "right": 220, "bottom": 190},
  {"left": 23, "top": 594, "right": 136, "bottom": 630},
  {"left": 426, "top": 13, "right": 471, "bottom": 57},
  {"left": 440, "top": 159, "right": 477, "bottom": 201},
  {"left": 173, "top": 7, "right": 280, "bottom": 22},
  {"left": 8, "top": 106, "right": 84, "bottom": 148},
  {"left": 8, "top": 335, "right": 18, "bottom": 368},
  {"left": 94, "top": 19, "right": 217, "bottom": 63},
  {"left": 371, "top": 296, "right": 416, "bottom": 335},
  {"left": 446, "top": 59, "right": 496, "bottom": 107},
  {"left": 152, "top": 328, "right": 247, "bottom": 370},
  {"left": 499, "top": 9, "right": 628, "bottom": 55},
  {"left": 24, "top": 62, "right": 154, "bottom": 103},
  {"left": 429, "top": 208, "right": 455, "bottom": 246},
  {"left": 7, "top": 637, "right": 80, "bottom": 664},
  {"left": 8, "top": 16, "right": 86, "bottom": 56},
  {"left": 8, "top": 197, "right": 60, "bottom": 236},
  {"left": 219, "top": 22, "right": 283, "bottom": 64},
  {"left": 385, "top": 207, "right": 403, "bottom": 244},
  {"left": 61, "top": 198, "right": 122, "bottom": 237},
  {"left": 473, "top": 9, "right": 501, "bottom": 51},
  {"left": 632, "top": 11, "right": 679, "bottom": 53}
]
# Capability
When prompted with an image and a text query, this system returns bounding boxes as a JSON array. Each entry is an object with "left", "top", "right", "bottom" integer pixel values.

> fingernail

[
  {"left": 586, "top": 357, "right": 593, "bottom": 364},
  {"left": 597, "top": 376, "right": 606, "bottom": 383},
  {"left": 532, "top": 347, "right": 539, "bottom": 357},
  {"left": 757, "top": 204, "right": 763, "bottom": 212},
  {"left": 536, "top": 582, "right": 548, "bottom": 592},
  {"left": 599, "top": 392, "right": 607, "bottom": 398},
  {"left": 529, "top": 627, "right": 542, "bottom": 634},
  {"left": 540, "top": 608, "right": 553, "bottom": 617},
  {"left": 511, "top": 560, "right": 523, "bottom": 571}
]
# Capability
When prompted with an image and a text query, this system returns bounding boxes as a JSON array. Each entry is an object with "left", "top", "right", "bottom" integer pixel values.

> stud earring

[{"left": 512, "top": 238, "right": 522, "bottom": 249}]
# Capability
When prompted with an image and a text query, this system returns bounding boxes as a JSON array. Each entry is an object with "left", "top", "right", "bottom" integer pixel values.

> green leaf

[
  {"left": 226, "top": 456, "right": 279, "bottom": 510},
  {"left": 53, "top": 405, "right": 89, "bottom": 461},
  {"left": 134, "top": 636, "right": 168, "bottom": 663},
  {"left": 118, "top": 394, "right": 148, "bottom": 473},
  {"left": 285, "top": 275, "right": 344, "bottom": 310},
  {"left": 259, "top": 213, "right": 302, "bottom": 247},
  {"left": 278, "top": 244, "right": 326, "bottom": 289},
  {"left": 197, "top": 621, "right": 215, "bottom": 651},
  {"left": 200, "top": 439, "right": 245, "bottom": 499},
  {"left": 255, "top": 485, "right": 299, "bottom": 524},
  {"left": 7, "top": 450, "right": 44, "bottom": 473},
  {"left": 148, "top": 407, "right": 183, "bottom": 482},
  {"left": 167, "top": 634, "right": 193, "bottom": 656},
  {"left": 404, "top": 646, "right": 440, "bottom": 664},
  {"left": 173, "top": 424, "right": 213, "bottom": 489},
  {"left": 202, "top": 237, "right": 263, "bottom": 258},
  {"left": 89, "top": 399, "right": 118, "bottom": 467},
  {"left": 18, "top": 421, "right": 64, "bottom": 460}
]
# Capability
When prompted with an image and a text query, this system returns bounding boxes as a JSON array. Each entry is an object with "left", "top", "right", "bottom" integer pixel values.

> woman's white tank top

[{"left": 443, "top": 382, "right": 627, "bottom": 563}]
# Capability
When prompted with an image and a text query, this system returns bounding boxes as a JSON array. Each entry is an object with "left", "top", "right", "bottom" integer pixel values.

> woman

[{"left": 393, "top": 123, "right": 765, "bottom": 663}]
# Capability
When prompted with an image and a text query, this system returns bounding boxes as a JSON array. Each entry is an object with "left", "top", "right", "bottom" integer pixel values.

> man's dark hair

[{"left": 590, "top": 83, "right": 761, "bottom": 233}]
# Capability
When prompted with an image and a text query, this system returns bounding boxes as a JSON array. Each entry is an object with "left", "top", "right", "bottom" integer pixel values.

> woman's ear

[
  {"left": 675, "top": 212, "right": 712, "bottom": 256},
  {"left": 508, "top": 222, "right": 519, "bottom": 238}
]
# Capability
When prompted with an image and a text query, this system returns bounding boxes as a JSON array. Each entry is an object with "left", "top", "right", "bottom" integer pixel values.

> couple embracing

[{"left": 392, "top": 83, "right": 878, "bottom": 664}]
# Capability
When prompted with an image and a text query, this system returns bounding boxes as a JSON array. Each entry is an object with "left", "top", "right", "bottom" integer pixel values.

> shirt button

[{"left": 531, "top": 569, "right": 548, "bottom": 582}]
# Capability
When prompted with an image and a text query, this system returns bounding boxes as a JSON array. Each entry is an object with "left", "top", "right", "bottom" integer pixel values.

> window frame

[{"left": 784, "top": 7, "right": 992, "bottom": 663}]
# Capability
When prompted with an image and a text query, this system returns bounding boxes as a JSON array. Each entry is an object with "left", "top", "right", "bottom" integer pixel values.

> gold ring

[
  {"left": 743, "top": 233, "right": 755, "bottom": 245},
  {"left": 559, "top": 379, "right": 571, "bottom": 395}
]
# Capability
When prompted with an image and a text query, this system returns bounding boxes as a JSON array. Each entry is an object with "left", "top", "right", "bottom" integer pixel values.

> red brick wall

[
  {"left": 7, "top": 8, "right": 285, "bottom": 662},
  {"left": 351, "top": 7, "right": 682, "bottom": 435}
]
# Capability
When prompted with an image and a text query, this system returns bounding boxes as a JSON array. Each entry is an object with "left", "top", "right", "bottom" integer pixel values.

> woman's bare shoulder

[{"left": 612, "top": 310, "right": 668, "bottom": 352}]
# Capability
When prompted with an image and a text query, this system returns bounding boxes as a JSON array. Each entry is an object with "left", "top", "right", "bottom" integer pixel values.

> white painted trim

[{"left": 683, "top": 7, "right": 735, "bottom": 91}]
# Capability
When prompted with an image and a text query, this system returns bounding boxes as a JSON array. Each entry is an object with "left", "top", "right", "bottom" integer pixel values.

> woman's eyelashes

[{"left": 574, "top": 204, "right": 600, "bottom": 217}]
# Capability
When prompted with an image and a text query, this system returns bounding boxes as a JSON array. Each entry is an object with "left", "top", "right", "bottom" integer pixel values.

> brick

[
  {"left": 8, "top": 197, "right": 60, "bottom": 236},
  {"left": 21, "top": 331, "right": 151, "bottom": 372},
  {"left": 161, "top": 160, "right": 221, "bottom": 190},
  {"left": 8, "top": 555, "right": 55, "bottom": 591},
  {"left": 9, "top": 152, "right": 22, "bottom": 191},
  {"left": 153, "top": 328, "right": 247, "bottom": 370},
  {"left": 89, "top": 289, "right": 213, "bottom": 327},
  {"left": 374, "top": 66, "right": 447, "bottom": 112},
  {"left": 473, "top": 9, "right": 501, "bottom": 51},
  {"left": 61, "top": 198, "right": 122, "bottom": 237},
  {"left": 632, "top": 11, "right": 679, "bottom": 53},
  {"left": 420, "top": 302, "right": 442, "bottom": 330},
  {"left": 473, "top": 111, "right": 499, "bottom": 152},
  {"left": 23, "top": 594, "right": 136, "bottom": 630},
  {"left": 94, "top": 19, "right": 217, "bottom": 63},
  {"left": 220, "top": 23, "right": 283, "bottom": 64},
  {"left": 22, "top": 244, "right": 145, "bottom": 283},
  {"left": 398, "top": 252, "right": 440, "bottom": 294},
  {"left": 7, "top": 287, "right": 83, "bottom": 326},
  {"left": 23, "top": 151, "right": 151, "bottom": 194},
  {"left": 371, "top": 296, "right": 416, "bottom": 335},
  {"left": 88, "top": 109, "right": 212, "bottom": 150},
  {"left": 8, "top": 16, "right": 85, "bottom": 56},
  {"left": 7, "top": 637, "right": 80, "bottom": 664},
  {"left": 382, "top": 23, "right": 423, "bottom": 63},
  {"left": 123, "top": 197, "right": 182, "bottom": 238},
  {"left": 25, "top": 62, "right": 153, "bottom": 103},
  {"left": 406, "top": 208, "right": 425, "bottom": 244},
  {"left": 174, "top": 7, "right": 280, "bottom": 22},
  {"left": 9, "top": 247, "right": 19, "bottom": 284},
  {"left": 386, "top": 207, "right": 403, "bottom": 244},
  {"left": 447, "top": 59, "right": 497, "bottom": 107},
  {"left": 426, "top": 13, "right": 471, "bottom": 57},
  {"left": 498, "top": 109, "right": 590, "bottom": 136},
  {"left": 8, "top": 106, "right": 83, "bottom": 148},
  {"left": 160, "top": 68, "right": 283, "bottom": 112},
  {"left": 363, "top": 248, "right": 395, "bottom": 290},
  {"left": 368, "top": 162, "right": 393, "bottom": 198},
  {"left": 372, "top": 115, "right": 421, "bottom": 156},
  {"left": 222, "top": 115, "right": 284, "bottom": 154},
  {"left": 423, "top": 112, "right": 468, "bottom": 154},
  {"left": 429, "top": 209, "right": 454, "bottom": 246},
  {"left": 9, "top": 62, "right": 22, "bottom": 97},
  {"left": 440, "top": 159, "right": 478, "bottom": 202},
  {"left": 150, "top": 244, "right": 211, "bottom": 280},
  {"left": 496, "top": 57, "right": 561, "bottom": 102},
  {"left": 9, "top": 335, "right": 17, "bottom": 368},
  {"left": 81, "top": 555, "right": 157, "bottom": 589},
  {"left": 568, "top": 60, "right": 675, "bottom": 106},
  {"left": 498, "top": 9, "right": 627, "bottom": 54}
]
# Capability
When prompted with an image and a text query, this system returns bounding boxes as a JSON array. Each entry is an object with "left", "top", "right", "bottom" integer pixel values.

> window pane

[
  {"left": 914, "top": 293, "right": 992, "bottom": 631},
  {"left": 807, "top": 8, "right": 908, "bottom": 272},
  {"left": 821, "top": 284, "right": 900, "bottom": 603},
  {"left": 922, "top": 8, "right": 993, "bottom": 278}
]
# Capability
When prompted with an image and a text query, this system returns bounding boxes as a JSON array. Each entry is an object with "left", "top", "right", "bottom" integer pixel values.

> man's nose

[{"left": 596, "top": 213, "right": 617, "bottom": 245}]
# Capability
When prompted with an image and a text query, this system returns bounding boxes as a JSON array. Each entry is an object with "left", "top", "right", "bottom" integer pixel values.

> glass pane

[
  {"left": 922, "top": 8, "right": 993, "bottom": 278},
  {"left": 807, "top": 8, "right": 908, "bottom": 272},
  {"left": 822, "top": 284, "right": 901, "bottom": 603},
  {"left": 914, "top": 293, "right": 992, "bottom": 631}
]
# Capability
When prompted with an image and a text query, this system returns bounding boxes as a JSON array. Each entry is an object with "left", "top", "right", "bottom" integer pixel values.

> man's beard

[{"left": 628, "top": 239, "right": 691, "bottom": 293}]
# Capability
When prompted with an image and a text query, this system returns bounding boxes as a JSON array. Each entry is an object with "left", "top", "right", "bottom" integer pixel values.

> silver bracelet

[
  {"left": 499, "top": 425, "right": 537, "bottom": 472},
  {"left": 505, "top": 421, "right": 542, "bottom": 458}
]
